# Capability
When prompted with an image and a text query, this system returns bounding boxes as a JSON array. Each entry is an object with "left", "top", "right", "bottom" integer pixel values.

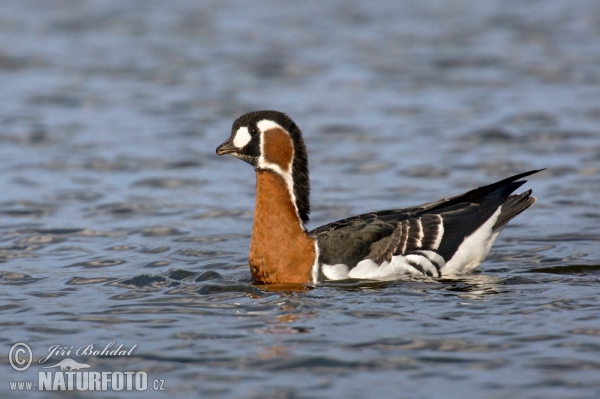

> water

[{"left": 1, "top": 1, "right": 599, "bottom": 398}]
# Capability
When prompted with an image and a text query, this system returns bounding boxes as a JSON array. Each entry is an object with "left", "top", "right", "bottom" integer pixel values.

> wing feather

[{"left": 310, "top": 170, "right": 541, "bottom": 273}]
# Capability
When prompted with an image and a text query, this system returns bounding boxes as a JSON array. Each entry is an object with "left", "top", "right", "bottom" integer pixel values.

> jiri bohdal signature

[{"left": 39, "top": 342, "right": 137, "bottom": 364}]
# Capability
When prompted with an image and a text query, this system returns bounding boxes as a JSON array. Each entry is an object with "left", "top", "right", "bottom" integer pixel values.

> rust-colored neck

[{"left": 249, "top": 170, "right": 315, "bottom": 284}]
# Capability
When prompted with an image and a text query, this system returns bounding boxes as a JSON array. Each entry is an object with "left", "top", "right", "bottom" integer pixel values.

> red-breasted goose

[{"left": 216, "top": 110, "right": 542, "bottom": 284}]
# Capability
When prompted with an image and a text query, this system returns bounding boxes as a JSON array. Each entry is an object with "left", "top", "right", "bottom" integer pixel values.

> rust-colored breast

[
  {"left": 249, "top": 170, "right": 315, "bottom": 284},
  {"left": 262, "top": 128, "right": 293, "bottom": 172}
]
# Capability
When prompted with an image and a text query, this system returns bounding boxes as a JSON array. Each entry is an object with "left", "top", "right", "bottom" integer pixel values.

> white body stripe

[
  {"left": 405, "top": 254, "right": 437, "bottom": 276},
  {"left": 321, "top": 252, "right": 443, "bottom": 281},
  {"left": 441, "top": 207, "right": 502, "bottom": 275},
  {"left": 322, "top": 263, "right": 350, "bottom": 280},
  {"left": 414, "top": 250, "right": 446, "bottom": 269},
  {"left": 346, "top": 257, "right": 428, "bottom": 280}
]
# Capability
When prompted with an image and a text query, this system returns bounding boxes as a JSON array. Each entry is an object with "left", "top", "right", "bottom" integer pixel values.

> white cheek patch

[{"left": 233, "top": 126, "right": 251, "bottom": 148}]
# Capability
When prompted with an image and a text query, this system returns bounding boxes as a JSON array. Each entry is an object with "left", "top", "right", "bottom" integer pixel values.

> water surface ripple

[{"left": 1, "top": 1, "right": 599, "bottom": 398}]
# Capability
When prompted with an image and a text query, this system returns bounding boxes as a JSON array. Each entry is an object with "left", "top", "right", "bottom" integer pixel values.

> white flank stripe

[
  {"left": 322, "top": 263, "right": 350, "bottom": 280},
  {"left": 441, "top": 207, "right": 502, "bottom": 275},
  {"left": 405, "top": 254, "right": 439, "bottom": 277},
  {"left": 324, "top": 256, "right": 433, "bottom": 281},
  {"left": 347, "top": 259, "right": 380, "bottom": 279},
  {"left": 388, "top": 256, "right": 423, "bottom": 277},
  {"left": 321, "top": 251, "right": 453, "bottom": 281},
  {"left": 415, "top": 250, "right": 446, "bottom": 269}
]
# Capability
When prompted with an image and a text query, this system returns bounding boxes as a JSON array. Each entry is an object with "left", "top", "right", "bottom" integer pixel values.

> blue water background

[{"left": 1, "top": 1, "right": 599, "bottom": 398}]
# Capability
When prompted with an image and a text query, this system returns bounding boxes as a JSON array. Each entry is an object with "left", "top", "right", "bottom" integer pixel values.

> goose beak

[{"left": 216, "top": 138, "right": 237, "bottom": 155}]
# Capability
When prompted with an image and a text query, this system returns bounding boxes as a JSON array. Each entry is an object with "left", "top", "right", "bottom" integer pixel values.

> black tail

[
  {"left": 493, "top": 189, "right": 536, "bottom": 231},
  {"left": 425, "top": 169, "right": 544, "bottom": 213}
]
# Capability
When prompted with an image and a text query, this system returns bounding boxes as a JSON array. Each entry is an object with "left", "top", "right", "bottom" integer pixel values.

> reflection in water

[
  {"left": 439, "top": 274, "right": 504, "bottom": 299},
  {"left": 525, "top": 264, "right": 600, "bottom": 275}
]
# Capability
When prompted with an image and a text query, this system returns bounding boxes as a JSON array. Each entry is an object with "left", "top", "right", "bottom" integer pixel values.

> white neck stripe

[
  {"left": 257, "top": 119, "right": 283, "bottom": 133},
  {"left": 257, "top": 124, "right": 304, "bottom": 232}
]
